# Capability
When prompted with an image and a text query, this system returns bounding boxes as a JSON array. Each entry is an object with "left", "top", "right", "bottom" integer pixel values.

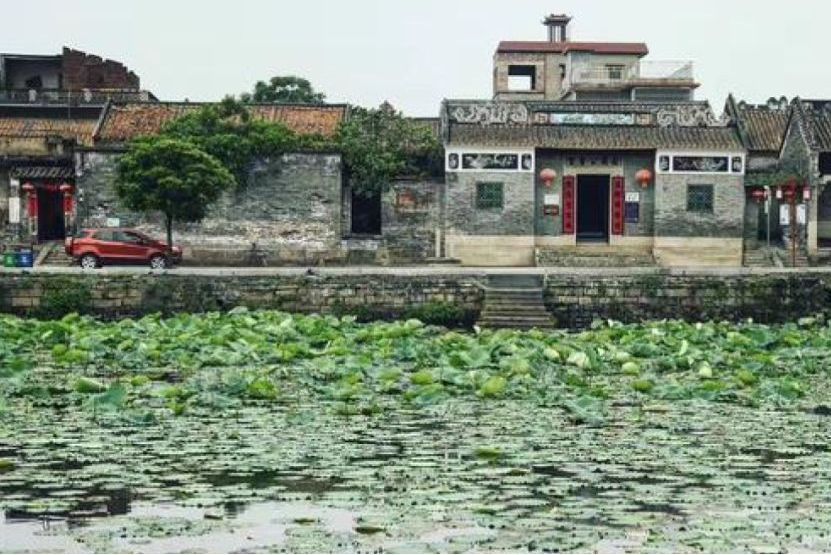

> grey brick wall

[
  {"left": 445, "top": 170, "right": 534, "bottom": 236},
  {"left": 654, "top": 173, "right": 745, "bottom": 238},
  {"left": 381, "top": 180, "right": 442, "bottom": 262},
  {"left": 75, "top": 151, "right": 344, "bottom": 264}
]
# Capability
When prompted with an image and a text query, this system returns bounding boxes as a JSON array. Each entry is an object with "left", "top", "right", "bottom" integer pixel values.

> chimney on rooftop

[{"left": 543, "top": 14, "right": 571, "bottom": 43}]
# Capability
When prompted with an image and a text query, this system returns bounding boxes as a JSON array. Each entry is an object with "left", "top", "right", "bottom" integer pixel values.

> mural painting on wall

[
  {"left": 672, "top": 156, "right": 729, "bottom": 173},
  {"left": 461, "top": 153, "right": 519, "bottom": 170}
]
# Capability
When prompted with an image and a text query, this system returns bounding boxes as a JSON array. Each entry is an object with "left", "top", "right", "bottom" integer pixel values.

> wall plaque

[
  {"left": 625, "top": 192, "right": 640, "bottom": 203},
  {"left": 625, "top": 202, "right": 640, "bottom": 223},
  {"left": 544, "top": 194, "right": 560, "bottom": 206}
]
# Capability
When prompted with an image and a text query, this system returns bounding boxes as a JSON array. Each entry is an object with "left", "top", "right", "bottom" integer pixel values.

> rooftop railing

[
  {"left": 568, "top": 60, "right": 695, "bottom": 88},
  {"left": 0, "top": 88, "right": 153, "bottom": 105}
]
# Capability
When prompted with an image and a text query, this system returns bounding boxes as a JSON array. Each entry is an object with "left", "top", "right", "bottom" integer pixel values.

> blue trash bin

[{"left": 17, "top": 249, "right": 34, "bottom": 268}]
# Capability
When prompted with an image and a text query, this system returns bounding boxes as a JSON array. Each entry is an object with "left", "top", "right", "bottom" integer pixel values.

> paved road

[{"left": 2, "top": 264, "right": 830, "bottom": 277}]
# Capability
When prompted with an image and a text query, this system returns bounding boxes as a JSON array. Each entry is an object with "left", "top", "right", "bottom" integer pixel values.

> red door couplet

[
  {"left": 563, "top": 175, "right": 575, "bottom": 234},
  {"left": 612, "top": 176, "right": 625, "bottom": 235}
]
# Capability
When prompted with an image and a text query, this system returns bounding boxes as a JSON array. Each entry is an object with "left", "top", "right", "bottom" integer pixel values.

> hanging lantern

[
  {"left": 803, "top": 184, "right": 812, "bottom": 202},
  {"left": 635, "top": 168, "right": 653, "bottom": 189},
  {"left": 539, "top": 168, "right": 557, "bottom": 188},
  {"left": 751, "top": 188, "right": 767, "bottom": 204}
]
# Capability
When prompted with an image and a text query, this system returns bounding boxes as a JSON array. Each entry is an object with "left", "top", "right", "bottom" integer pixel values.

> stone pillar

[{"left": 808, "top": 184, "right": 819, "bottom": 256}]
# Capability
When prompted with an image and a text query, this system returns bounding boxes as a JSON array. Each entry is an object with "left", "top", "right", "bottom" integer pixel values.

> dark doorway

[
  {"left": 37, "top": 186, "right": 65, "bottom": 241},
  {"left": 350, "top": 189, "right": 382, "bottom": 235},
  {"left": 577, "top": 174, "right": 610, "bottom": 242}
]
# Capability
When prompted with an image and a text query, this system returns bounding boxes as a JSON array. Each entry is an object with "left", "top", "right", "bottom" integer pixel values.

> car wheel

[
  {"left": 149, "top": 254, "right": 168, "bottom": 270},
  {"left": 79, "top": 254, "right": 99, "bottom": 270}
]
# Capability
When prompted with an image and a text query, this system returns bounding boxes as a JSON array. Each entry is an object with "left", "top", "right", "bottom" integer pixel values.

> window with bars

[
  {"left": 687, "top": 184, "right": 714, "bottom": 213},
  {"left": 476, "top": 182, "right": 504, "bottom": 210}
]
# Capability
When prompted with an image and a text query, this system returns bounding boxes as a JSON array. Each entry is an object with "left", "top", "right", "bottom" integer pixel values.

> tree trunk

[{"left": 165, "top": 214, "right": 173, "bottom": 254}]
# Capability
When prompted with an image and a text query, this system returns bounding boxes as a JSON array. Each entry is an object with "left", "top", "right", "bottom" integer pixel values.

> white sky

[{"left": 5, "top": 0, "right": 828, "bottom": 116}]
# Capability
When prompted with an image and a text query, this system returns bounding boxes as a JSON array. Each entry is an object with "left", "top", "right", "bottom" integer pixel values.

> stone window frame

[
  {"left": 686, "top": 184, "right": 714, "bottom": 213},
  {"left": 475, "top": 182, "right": 505, "bottom": 211}
]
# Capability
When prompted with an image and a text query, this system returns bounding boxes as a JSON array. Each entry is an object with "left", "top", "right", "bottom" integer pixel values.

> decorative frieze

[
  {"left": 657, "top": 151, "right": 745, "bottom": 175},
  {"left": 446, "top": 150, "right": 534, "bottom": 173},
  {"left": 448, "top": 102, "right": 530, "bottom": 125},
  {"left": 655, "top": 105, "right": 727, "bottom": 128}
]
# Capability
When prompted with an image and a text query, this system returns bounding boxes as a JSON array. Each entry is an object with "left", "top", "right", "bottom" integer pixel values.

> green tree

[
  {"left": 162, "top": 98, "right": 301, "bottom": 187},
  {"left": 337, "top": 102, "right": 442, "bottom": 196},
  {"left": 116, "top": 137, "right": 235, "bottom": 250},
  {"left": 239, "top": 76, "right": 326, "bottom": 104}
]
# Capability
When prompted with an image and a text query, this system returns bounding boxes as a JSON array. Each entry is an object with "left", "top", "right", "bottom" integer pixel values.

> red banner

[
  {"left": 612, "top": 176, "right": 625, "bottom": 235},
  {"left": 27, "top": 194, "right": 38, "bottom": 218},
  {"left": 563, "top": 176, "right": 575, "bottom": 234}
]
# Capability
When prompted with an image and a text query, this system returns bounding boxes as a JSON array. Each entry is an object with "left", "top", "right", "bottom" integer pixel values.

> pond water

[{"left": 2, "top": 400, "right": 831, "bottom": 553}]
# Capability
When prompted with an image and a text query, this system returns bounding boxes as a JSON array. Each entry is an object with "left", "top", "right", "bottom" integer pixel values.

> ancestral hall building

[{"left": 1, "top": 16, "right": 830, "bottom": 268}]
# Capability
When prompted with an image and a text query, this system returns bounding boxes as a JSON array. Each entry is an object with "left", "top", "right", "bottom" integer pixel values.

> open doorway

[
  {"left": 350, "top": 189, "right": 381, "bottom": 235},
  {"left": 577, "top": 174, "right": 609, "bottom": 242},
  {"left": 37, "top": 186, "right": 65, "bottom": 241}
]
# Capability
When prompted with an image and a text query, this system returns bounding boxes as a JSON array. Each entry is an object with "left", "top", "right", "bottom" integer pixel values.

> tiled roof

[
  {"left": 0, "top": 116, "right": 97, "bottom": 146},
  {"left": 727, "top": 97, "right": 790, "bottom": 153},
  {"left": 447, "top": 124, "right": 743, "bottom": 151},
  {"left": 95, "top": 102, "right": 348, "bottom": 144},
  {"left": 497, "top": 41, "right": 648, "bottom": 56},
  {"left": 798, "top": 100, "right": 831, "bottom": 151}
]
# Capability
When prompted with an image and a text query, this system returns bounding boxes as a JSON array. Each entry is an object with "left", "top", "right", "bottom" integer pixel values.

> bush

[{"left": 35, "top": 279, "right": 92, "bottom": 319}]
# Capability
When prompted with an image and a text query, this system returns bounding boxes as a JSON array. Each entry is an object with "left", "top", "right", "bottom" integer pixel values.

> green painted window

[
  {"left": 687, "top": 184, "right": 714, "bottom": 213},
  {"left": 476, "top": 182, "right": 504, "bottom": 210}
]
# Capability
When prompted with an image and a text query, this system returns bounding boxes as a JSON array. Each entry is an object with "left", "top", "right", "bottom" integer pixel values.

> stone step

[
  {"left": 478, "top": 317, "right": 557, "bottom": 330},
  {"left": 477, "top": 274, "right": 555, "bottom": 330}
]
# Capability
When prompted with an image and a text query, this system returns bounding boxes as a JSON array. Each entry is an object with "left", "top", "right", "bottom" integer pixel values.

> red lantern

[
  {"left": 635, "top": 168, "right": 652, "bottom": 188},
  {"left": 751, "top": 188, "right": 767, "bottom": 203},
  {"left": 539, "top": 168, "right": 557, "bottom": 188}
]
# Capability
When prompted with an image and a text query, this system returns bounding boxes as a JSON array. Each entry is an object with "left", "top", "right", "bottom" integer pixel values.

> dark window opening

[
  {"left": 606, "top": 64, "right": 625, "bottom": 80},
  {"left": 687, "top": 185, "right": 714, "bottom": 213},
  {"left": 819, "top": 152, "right": 831, "bottom": 175},
  {"left": 559, "top": 64, "right": 567, "bottom": 81},
  {"left": 476, "top": 182, "right": 504, "bottom": 210},
  {"left": 24, "top": 75, "right": 43, "bottom": 90},
  {"left": 508, "top": 65, "right": 536, "bottom": 91},
  {"left": 350, "top": 189, "right": 381, "bottom": 235}
]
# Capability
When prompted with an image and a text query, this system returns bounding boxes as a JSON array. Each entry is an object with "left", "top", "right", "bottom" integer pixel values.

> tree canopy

[
  {"left": 161, "top": 98, "right": 302, "bottom": 188},
  {"left": 239, "top": 76, "right": 326, "bottom": 104},
  {"left": 337, "top": 103, "right": 442, "bottom": 196},
  {"left": 115, "top": 137, "right": 235, "bottom": 249}
]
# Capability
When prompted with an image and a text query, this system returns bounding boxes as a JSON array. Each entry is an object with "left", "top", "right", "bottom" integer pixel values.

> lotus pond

[{"left": 1, "top": 310, "right": 831, "bottom": 553}]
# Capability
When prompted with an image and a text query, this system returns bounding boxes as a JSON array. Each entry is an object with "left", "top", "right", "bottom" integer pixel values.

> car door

[
  {"left": 92, "top": 230, "right": 122, "bottom": 261},
  {"left": 113, "top": 230, "right": 149, "bottom": 262}
]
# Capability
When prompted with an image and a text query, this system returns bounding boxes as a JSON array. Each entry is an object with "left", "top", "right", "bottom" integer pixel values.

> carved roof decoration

[{"left": 441, "top": 100, "right": 740, "bottom": 150}]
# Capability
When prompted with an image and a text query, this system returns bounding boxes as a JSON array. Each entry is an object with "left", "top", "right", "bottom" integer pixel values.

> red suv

[{"left": 65, "top": 228, "right": 183, "bottom": 269}]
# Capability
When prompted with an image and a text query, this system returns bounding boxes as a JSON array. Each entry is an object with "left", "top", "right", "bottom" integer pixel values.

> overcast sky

[{"left": 5, "top": 0, "right": 828, "bottom": 116}]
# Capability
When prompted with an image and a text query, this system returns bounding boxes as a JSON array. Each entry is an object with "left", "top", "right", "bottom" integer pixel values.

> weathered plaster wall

[
  {"left": 76, "top": 151, "right": 345, "bottom": 266},
  {"left": 380, "top": 180, "right": 442, "bottom": 263}
]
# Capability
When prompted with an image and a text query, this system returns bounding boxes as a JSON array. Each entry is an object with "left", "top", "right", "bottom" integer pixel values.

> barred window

[
  {"left": 687, "top": 184, "right": 714, "bottom": 213},
  {"left": 476, "top": 182, "right": 504, "bottom": 210}
]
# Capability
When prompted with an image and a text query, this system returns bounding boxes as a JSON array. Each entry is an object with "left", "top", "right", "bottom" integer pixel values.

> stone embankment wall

[
  {"left": 1, "top": 269, "right": 830, "bottom": 328},
  {"left": 0, "top": 271, "right": 484, "bottom": 320},
  {"left": 544, "top": 271, "right": 829, "bottom": 328}
]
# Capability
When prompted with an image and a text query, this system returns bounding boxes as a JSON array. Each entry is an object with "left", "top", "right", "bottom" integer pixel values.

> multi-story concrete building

[{"left": 493, "top": 15, "right": 698, "bottom": 103}]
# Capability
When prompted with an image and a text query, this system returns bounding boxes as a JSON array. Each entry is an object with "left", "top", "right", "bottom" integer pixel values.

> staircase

[
  {"left": 743, "top": 245, "right": 809, "bottom": 268},
  {"left": 477, "top": 275, "right": 556, "bottom": 330},
  {"left": 37, "top": 241, "right": 75, "bottom": 267}
]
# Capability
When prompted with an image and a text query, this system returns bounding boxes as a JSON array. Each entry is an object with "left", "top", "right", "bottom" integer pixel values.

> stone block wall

[
  {"left": 380, "top": 180, "right": 442, "bottom": 262},
  {"left": 544, "top": 270, "right": 830, "bottom": 328},
  {"left": 0, "top": 271, "right": 484, "bottom": 319},
  {"left": 76, "top": 151, "right": 345, "bottom": 266}
]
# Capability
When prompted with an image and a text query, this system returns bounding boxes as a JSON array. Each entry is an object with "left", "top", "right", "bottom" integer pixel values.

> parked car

[{"left": 65, "top": 228, "right": 182, "bottom": 269}]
